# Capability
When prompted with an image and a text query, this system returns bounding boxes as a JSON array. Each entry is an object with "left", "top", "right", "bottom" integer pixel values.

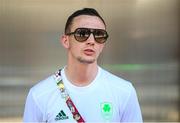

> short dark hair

[{"left": 64, "top": 8, "right": 106, "bottom": 34}]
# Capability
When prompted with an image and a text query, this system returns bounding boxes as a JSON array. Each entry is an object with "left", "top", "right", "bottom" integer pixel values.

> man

[{"left": 23, "top": 8, "right": 142, "bottom": 122}]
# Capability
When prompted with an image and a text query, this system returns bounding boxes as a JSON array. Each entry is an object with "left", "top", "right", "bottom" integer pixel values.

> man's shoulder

[
  {"left": 29, "top": 75, "right": 57, "bottom": 98},
  {"left": 100, "top": 67, "right": 133, "bottom": 90}
]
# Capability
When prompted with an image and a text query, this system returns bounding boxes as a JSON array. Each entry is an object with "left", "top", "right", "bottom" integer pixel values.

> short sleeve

[
  {"left": 23, "top": 89, "right": 43, "bottom": 122},
  {"left": 121, "top": 84, "right": 143, "bottom": 122}
]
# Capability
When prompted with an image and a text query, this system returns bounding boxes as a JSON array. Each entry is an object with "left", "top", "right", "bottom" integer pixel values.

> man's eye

[
  {"left": 78, "top": 31, "right": 89, "bottom": 37},
  {"left": 95, "top": 31, "right": 106, "bottom": 37},
  {"left": 79, "top": 31, "right": 86, "bottom": 36}
]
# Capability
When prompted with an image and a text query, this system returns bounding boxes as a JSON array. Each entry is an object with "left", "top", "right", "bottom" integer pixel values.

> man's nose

[{"left": 86, "top": 34, "right": 96, "bottom": 44}]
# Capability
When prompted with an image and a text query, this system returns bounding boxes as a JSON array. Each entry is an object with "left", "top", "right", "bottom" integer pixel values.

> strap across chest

[{"left": 54, "top": 69, "right": 85, "bottom": 123}]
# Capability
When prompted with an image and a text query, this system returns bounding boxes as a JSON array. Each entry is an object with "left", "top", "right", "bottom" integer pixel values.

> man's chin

[{"left": 77, "top": 57, "right": 96, "bottom": 64}]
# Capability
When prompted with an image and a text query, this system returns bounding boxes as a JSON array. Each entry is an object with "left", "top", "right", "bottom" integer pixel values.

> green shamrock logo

[
  {"left": 101, "top": 102, "right": 113, "bottom": 121},
  {"left": 103, "top": 104, "right": 111, "bottom": 112}
]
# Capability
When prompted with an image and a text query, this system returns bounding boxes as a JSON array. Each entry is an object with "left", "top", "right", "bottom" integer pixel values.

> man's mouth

[{"left": 84, "top": 49, "right": 95, "bottom": 55}]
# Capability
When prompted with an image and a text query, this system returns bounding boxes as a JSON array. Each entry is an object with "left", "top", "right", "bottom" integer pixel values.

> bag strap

[{"left": 54, "top": 69, "right": 85, "bottom": 123}]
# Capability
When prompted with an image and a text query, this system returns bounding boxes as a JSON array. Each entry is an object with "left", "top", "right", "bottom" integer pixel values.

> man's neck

[{"left": 65, "top": 62, "right": 98, "bottom": 87}]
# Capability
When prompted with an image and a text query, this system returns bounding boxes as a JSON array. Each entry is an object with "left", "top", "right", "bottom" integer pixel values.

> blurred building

[{"left": 0, "top": 0, "right": 179, "bottom": 122}]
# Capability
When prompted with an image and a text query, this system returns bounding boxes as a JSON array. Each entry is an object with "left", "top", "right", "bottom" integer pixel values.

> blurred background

[{"left": 0, "top": 0, "right": 179, "bottom": 122}]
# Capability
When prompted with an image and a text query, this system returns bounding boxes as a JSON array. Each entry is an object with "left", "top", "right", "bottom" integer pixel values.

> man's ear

[{"left": 61, "top": 35, "right": 69, "bottom": 49}]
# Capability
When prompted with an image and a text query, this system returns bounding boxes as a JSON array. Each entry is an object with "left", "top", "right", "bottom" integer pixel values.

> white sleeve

[
  {"left": 121, "top": 85, "right": 143, "bottom": 122},
  {"left": 23, "top": 89, "right": 43, "bottom": 122}
]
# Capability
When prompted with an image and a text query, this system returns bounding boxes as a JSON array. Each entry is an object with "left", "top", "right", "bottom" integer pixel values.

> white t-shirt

[{"left": 23, "top": 66, "right": 142, "bottom": 122}]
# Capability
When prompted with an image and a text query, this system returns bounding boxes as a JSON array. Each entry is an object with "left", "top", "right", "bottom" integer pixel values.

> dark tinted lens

[
  {"left": 94, "top": 29, "right": 108, "bottom": 43},
  {"left": 74, "top": 28, "right": 90, "bottom": 42}
]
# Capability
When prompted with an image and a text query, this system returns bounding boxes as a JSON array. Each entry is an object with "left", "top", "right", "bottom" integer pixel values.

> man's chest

[{"left": 44, "top": 92, "right": 120, "bottom": 122}]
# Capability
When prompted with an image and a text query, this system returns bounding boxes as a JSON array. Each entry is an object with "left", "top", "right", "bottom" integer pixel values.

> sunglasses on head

[{"left": 66, "top": 28, "right": 109, "bottom": 44}]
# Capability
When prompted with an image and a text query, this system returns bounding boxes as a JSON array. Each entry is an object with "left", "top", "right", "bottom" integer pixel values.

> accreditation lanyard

[{"left": 54, "top": 69, "right": 85, "bottom": 123}]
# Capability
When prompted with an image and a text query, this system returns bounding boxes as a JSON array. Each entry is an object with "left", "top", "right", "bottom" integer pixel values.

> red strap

[
  {"left": 55, "top": 69, "right": 85, "bottom": 123},
  {"left": 66, "top": 97, "right": 85, "bottom": 123}
]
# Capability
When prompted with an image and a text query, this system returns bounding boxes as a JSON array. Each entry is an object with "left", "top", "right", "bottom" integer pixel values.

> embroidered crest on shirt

[
  {"left": 55, "top": 110, "right": 69, "bottom": 121},
  {"left": 100, "top": 102, "right": 113, "bottom": 121}
]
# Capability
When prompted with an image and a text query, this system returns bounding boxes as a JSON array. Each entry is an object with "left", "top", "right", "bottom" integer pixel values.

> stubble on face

[
  {"left": 77, "top": 56, "right": 96, "bottom": 64},
  {"left": 68, "top": 42, "right": 96, "bottom": 64}
]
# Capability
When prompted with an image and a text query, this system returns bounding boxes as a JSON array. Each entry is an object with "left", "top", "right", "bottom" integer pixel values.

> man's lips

[{"left": 84, "top": 49, "right": 95, "bottom": 55}]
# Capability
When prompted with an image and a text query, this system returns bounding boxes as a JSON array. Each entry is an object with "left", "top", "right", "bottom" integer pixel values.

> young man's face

[{"left": 64, "top": 15, "right": 106, "bottom": 64}]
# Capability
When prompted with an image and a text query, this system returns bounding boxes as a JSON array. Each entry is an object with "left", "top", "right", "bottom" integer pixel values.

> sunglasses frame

[{"left": 66, "top": 28, "right": 109, "bottom": 44}]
